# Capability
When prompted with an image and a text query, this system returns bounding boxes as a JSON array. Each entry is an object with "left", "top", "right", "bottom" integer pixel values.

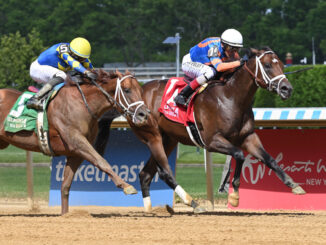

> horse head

[
  {"left": 244, "top": 47, "right": 293, "bottom": 100},
  {"left": 91, "top": 69, "right": 149, "bottom": 126}
]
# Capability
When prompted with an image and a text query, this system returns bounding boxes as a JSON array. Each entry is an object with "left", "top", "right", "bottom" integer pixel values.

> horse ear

[
  {"left": 249, "top": 48, "right": 259, "bottom": 57},
  {"left": 115, "top": 69, "right": 122, "bottom": 78},
  {"left": 97, "top": 68, "right": 105, "bottom": 78}
]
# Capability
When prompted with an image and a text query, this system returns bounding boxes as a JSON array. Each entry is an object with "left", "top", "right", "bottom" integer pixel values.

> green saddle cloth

[{"left": 4, "top": 91, "right": 49, "bottom": 133}]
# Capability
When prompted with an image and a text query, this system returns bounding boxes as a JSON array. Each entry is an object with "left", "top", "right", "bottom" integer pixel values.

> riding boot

[
  {"left": 26, "top": 76, "right": 64, "bottom": 110},
  {"left": 174, "top": 84, "right": 195, "bottom": 107}
]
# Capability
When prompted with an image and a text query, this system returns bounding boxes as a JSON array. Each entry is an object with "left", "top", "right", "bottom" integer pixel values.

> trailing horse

[{"left": 0, "top": 69, "right": 150, "bottom": 214}]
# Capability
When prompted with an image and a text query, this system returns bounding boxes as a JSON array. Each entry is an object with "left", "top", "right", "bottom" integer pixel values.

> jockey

[
  {"left": 174, "top": 28, "right": 249, "bottom": 107},
  {"left": 26, "top": 37, "right": 97, "bottom": 110}
]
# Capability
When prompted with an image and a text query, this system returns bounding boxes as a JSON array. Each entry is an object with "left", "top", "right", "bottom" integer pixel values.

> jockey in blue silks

[{"left": 26, "top": 37, "right": 97, "bottom": 110}]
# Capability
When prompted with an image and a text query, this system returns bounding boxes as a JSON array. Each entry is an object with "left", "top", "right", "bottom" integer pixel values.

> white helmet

[{"left": 221, "top": 29, "right": 243, "bottom": 48}]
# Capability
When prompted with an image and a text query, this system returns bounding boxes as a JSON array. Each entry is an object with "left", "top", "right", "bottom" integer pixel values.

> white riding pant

[
  {"left": 30, "top": 60, "right": 67, "bottom": 85},
  {"left": 182, "top": 53, "right": 217, "bottom": 85}
]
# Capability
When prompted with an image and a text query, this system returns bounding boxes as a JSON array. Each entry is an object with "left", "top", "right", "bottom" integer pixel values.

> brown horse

[
  {"left": 94, "top": 47, "right": 306, "bottom": 212},
  {"left": 0, "top": 69, "right": 150, "bottom": 214}
]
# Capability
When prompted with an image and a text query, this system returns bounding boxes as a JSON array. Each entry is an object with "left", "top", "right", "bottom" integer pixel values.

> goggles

[
  {"left": 225, "top": 45, "right": 240, "bottom": 52},
  {"left": 71, "top": 53, "right": 86, "bottom": 62}
]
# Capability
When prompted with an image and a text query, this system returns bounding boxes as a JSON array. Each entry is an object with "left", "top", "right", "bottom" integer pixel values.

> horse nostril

[
  {"left": 281, "top": 85, "right": 292, "bottom": 93},
  {"left": 138, "top": 111, "right": 146, "bottom": 119},
  {"left": 281, "top": 86, "right": 288, "bottom": 91}
]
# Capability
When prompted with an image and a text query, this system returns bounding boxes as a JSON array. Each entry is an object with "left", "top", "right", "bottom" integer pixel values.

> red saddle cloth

[{"left": 158, "top": 77, "right": 196, "bottom": 126}]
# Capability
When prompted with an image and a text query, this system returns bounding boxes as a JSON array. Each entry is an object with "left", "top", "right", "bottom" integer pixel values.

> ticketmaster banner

[{"left": 49, "top": 129, "right": 177, "bottom": 207}]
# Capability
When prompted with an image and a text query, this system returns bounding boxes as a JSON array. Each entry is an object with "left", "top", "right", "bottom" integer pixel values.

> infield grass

[
  {"left": 0, "top": 144, "right": 228, "bottom": 201},
  {"left": 0, "top": 144, "right": 226, "bottom": 164},
  {"left": 0, "top": 145, "right": 51, "bottom": 163},
  {"left": 0, "top": 166, "right": 227, "bottom": 202}
]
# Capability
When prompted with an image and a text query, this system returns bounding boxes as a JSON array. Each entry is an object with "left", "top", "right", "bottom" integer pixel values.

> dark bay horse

[
  {"left": 139, "top": 47, "right": 306, "bottom": 209},
  {"left": 0, "top": 69, "right": 150, "bottom": 214}
]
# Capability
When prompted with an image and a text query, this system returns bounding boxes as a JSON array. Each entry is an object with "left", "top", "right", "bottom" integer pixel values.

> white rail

[{"left": 102, "top": 67, "right": 184, "bottom": 82}]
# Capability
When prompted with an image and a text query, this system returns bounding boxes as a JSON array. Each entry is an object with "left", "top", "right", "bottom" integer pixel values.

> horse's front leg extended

[
  {"left": 242, "top": 133, "right": 306, "bottom": 194},
  {"left": 206, "top": 134, "right": 245, "bottom": 207},
  {"left": 139, "top": 133, "right": 205, "bottom": 213},
  {"left": 65, "top": 130, "right": 137, "bottom": 194},
  {"left": 61, "top": 156, "right": 83, "bottom": 215}
]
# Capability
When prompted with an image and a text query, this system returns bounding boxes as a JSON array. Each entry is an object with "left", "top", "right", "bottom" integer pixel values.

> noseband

[{"left": 244, "top": 51, "right": 287, "bottom": 93}]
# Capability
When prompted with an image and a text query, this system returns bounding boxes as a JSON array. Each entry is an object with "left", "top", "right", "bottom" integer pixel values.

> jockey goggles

[{"left": 224, "top": 44, "right": 240, "bottom": 53}]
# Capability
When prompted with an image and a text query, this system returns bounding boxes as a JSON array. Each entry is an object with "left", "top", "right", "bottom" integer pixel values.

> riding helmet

[
  {"left": 70, "top": 37, "right": 91, "bottom": 58},
  {"left": 221, "top": 29, "right": 243, "bottom": 48}
]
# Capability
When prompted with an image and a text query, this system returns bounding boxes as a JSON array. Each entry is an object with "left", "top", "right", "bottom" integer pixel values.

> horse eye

[
  {"left": 124, "top": 88, "right": 131, "bottom": 93},
  {"left": 264, "top": 63, "right": 272, "bottom": 69}
]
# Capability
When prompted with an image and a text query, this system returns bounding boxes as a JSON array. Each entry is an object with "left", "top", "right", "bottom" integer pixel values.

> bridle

[
  {"left": 244, "top": 51, "right": 287, "bottom": 93},
  {"left": 113, "top": 75, "right": 145, "bottom": 123},
  {"left": 77, "top": 74, "right": 145, "bottom": 123}
]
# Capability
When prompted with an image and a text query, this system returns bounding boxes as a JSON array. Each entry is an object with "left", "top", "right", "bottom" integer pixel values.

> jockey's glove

[
  {"left": 85, "top": 70, "right": 97, "bottom": 80},
  {"left": 240, "top": 54, "right": 249, "bottom": 66}
]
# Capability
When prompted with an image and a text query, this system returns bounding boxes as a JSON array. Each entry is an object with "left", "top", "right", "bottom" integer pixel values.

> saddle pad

[
  {"left": 158, "top": 77, "right": 197, "bottom": 126},
  {"left": 4, "top": 83, "right": 64, "bottom": 133},
  {"left": 4, "top": 92, "right": 40, "bottom": 133}
]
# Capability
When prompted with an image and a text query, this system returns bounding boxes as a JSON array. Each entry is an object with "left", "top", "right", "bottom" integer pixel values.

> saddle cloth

[
  {"left": 158, "top": 77, "right": 196, "bottom": 126},
  {"left": 4, "top": 83, "right": 65, "bottom": 133}
]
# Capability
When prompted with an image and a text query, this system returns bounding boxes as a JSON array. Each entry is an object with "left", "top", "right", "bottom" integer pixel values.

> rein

[
  {"left": 244, "top": 51, "right": 286, "bottom": 93},
  {"left": 77, "top": 74, "right": 144, "bottom": 123},
  {"left": 76, "top": 82, "right": 98, "bottom": 119}
]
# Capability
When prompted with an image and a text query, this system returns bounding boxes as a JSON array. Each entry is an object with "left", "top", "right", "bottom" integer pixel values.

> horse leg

[
  {"left": 139, "top": 156, "right": 159, "bottom": 212},
  {"left": 61, "top": 156, "right": 82, "bottom": 215},
  {"left": 206, "top": 134, "right": 246, "bottom": 207},
  {"left": 242, "top": 133, "right": 306, "bottom": 194},
  {"left": 139, "top": 133, "right": 205, "bottom": 213},
  {"left": 63, "top": 130, "right": 137, "bottom": 194},
  {"left": 93, "top": 118, "right": 113, "bottom": 156},
  {"left": 0, "top": 139, "right": 9, "bottom": 149}
]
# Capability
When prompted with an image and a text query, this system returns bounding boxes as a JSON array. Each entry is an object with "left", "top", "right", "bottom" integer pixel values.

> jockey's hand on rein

[
  {"left": 85, "top": 70, "right": 97, "bottom": 80},
  {"left": 240, "top": 54, "right": 249, "bottom": 66}
]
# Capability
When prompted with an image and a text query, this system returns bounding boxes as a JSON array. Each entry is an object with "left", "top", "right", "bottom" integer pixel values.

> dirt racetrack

[{"left": 0, "top": 198, "right": 325, "bottom": 245}]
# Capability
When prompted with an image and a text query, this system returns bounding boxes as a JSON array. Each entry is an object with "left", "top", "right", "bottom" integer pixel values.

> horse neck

[
  {"left": 82, "top": 82, "right": 116, "bottom": 118},
  {"left": 227, "top": 60, "right": 258, "bottom": 108}
]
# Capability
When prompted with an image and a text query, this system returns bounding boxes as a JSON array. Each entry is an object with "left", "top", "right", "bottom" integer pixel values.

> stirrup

[
  {"left": 174, "top": 94, "right": 188, "bottom": 107},
  {"left": 26, "top": 97, "right": 43, "bottom": 110}
]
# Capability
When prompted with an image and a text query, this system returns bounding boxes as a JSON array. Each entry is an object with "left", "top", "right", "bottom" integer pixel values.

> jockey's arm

[
  {"left": 210, "top": 57, "right": 241, "bottom": 73},
  {"left": 81, "top": 59, "right": 94, "bottom": 70},
  {"left": 60, "top": 52, "right": 88, "bottom": 74}
]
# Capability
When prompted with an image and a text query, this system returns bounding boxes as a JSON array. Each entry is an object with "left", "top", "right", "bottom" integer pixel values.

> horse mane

[
  {"left": 243, "top": 46, "right": 273, "bottom": 59},
  {"left": 65, "top": 69, "right": 127, "bottom": 87}
]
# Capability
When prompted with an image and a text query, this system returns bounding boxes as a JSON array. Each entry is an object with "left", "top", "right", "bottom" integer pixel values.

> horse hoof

[
  {"left": 194, "top": 206, "right": 207, "bottom": 214},
  {"left": 228, "top": 192, "right": 239, "bottom": 207},
  {"left": 292, "top": 186, "right": 306, "bottom": 195},
  {"left": 123, "top": 185, "right": 138, "bottom": 195}
]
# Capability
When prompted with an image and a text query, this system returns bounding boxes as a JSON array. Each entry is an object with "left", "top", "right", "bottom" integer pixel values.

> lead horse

[
  {"left": 140, "top": 47, "right": 306, "bottom": 208},
  {"left": 95, "top": 47, "right": 306, "bottom": 212},
  {"left": 0, "top": 69, "right": 150, "bottom": 214}
]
